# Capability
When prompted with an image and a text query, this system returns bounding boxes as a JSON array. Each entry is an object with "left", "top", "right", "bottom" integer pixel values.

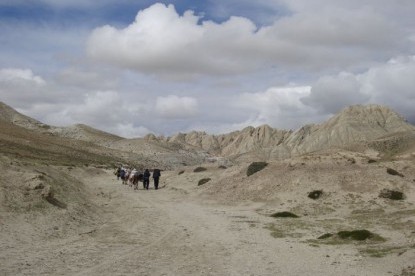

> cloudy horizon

[{"left": 1, "top": 1, "right": 415, "bottom": 138}]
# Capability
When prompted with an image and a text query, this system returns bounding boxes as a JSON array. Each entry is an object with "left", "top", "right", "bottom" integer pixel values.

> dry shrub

[
  {"left": 379, "top": 189, "right": 404, "bottom": 200},
  {"left": 194, "top": 167, "right": 207, "bottom": 173},
  {"left": 247, "top": 162, "right": 268, "bottom": 176},
  {"left": 198, "top": 178, "right": 211, "bottom": 186},
  {"left": 337, "top": 230, "right": 374, "bottom": 241},
  {"left": 386, "top": 168, "right": 404, "bottom": 177},
  {"left": 270, "top": 211, "right": 299, "bottom": 218},
  {"left": 308, "top": 190, "right": 323, "bottom": 200}
]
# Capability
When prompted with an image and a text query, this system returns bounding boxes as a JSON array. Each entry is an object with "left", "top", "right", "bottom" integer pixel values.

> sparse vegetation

[
  {"left": 246, "top": 162, "right": 268, "bottom": 176},
  {"left": 337, "top": 229, "right": 374, "bottom": 241},
  {"left": 310, "top": 229, "right": 386, "bottom": 246},
  {"left": 270, "top": 211, "right": 299, "bottom": 218},
  {"left": 265, "top": 224, "right": 285, "bottom": 238},
  {"left": 198, "top": 178, "right": 211, "bottom": 186},
  {"left": 44, "top": 194, "right": 67, "bottom": 209},
  {"left": 194, "top": 167, "right": 207, "bottom": 172},
  {"left": 360, "top": 245, "right": 411, "bottom": 258},
  {"left": 386, "top": 168, "right": 404, "bottom": 177},
  {"left": 308, "top": 190, "right": 323, "bottom": 200},
  {"left": 399, "top": 265, "right": 415, "bottom": 276},
  {"left": 379, "top": 189, "right": 404, "bottom": 200}
]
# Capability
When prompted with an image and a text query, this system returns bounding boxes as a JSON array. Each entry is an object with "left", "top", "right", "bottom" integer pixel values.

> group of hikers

[{"left": 114, "top": 166, "right": 161, "bottom": 190}]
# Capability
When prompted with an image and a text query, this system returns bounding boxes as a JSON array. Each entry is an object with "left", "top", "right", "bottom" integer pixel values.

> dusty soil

[{"left": 1, "top": 164, "right": 414, "bottom": 276}]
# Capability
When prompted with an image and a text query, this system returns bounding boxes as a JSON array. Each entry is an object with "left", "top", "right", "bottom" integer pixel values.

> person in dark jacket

[
  {"left": 152, "top": 169, "right": 161, "bottom": 190},
  {"left": 143, "top": 169, "right": 151, "bottom": 190}
]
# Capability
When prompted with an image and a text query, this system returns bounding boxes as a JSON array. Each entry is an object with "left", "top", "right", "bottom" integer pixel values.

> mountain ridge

[
  {"left": 1, "top": 101, "right": 414, "bottom": 161},
  {"left": 145, "top": 104, "right": 415, "bottom": 160}
]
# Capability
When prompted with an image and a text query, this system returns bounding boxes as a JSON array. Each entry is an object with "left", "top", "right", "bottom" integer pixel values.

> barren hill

[
  {"left": 0, "top": 102, "right": 207, "bottom": 168},
  {"left": 0, "top": 102, "right": 124, "bottom": 146},
  {"left": 150, "top": 105, "right": 415, "bottom": 160},
  {"left": 0, "top": 102, "right": 50, "bottom": 132}
]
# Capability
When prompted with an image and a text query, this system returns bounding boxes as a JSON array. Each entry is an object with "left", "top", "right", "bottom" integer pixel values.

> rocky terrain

[{"left": 0, "top": 101, "right": 414, "bottom": 275}]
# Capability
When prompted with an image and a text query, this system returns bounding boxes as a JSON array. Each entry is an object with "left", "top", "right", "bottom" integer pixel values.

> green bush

[
  {"left": 386, "top": 168, "right": 404, "bottom": 177},
  {"left": 308, "top": 190, "right": 323, "bottom": 200},
  {"left": 247, "top": 162, "right": 268, "bottom": 176},
  {"left": 270, "top": 211, "right": 299, "bottom": 218},
  {"left": 337, "top": 230, "right": 373, "bottom": 241},
  {"left": 379, "top": 189, "right": 404, "bottom": 200},
  {"left": 198, "top": 178, "right": 211, "bottom": 186},
  {"left": 194, "top": 167, "right": 207, "bottom": 172}
]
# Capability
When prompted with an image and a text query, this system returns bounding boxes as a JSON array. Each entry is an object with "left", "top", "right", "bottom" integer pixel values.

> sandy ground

[{"left": 1, "top": 166, "right": 414, "bottom": 276}]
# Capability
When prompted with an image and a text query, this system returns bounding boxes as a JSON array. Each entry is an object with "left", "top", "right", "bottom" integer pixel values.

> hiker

[
  {"left": 153, "top": 169, "right": 161, "bottom": 190},
  {"left": 143, "top": 169, "right": 151, "bottom": 190},
  {"left": 115, "top": 167, "right": 121, "bottom": 180},
  {"left": 120, "top": 168, "right": 126, "bottom": 183}
]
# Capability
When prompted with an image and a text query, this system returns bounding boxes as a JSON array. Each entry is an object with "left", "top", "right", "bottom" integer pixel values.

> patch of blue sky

[{"left": 0, "top": 1, "right": 290, "bottom": 28}]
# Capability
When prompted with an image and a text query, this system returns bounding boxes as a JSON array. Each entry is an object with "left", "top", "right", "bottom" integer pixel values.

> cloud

[
  {"left": 363, "top": 56, "right": 415, "bottom": 122},
  {"left": 155, "top": 95, "right": 198, "bottom": 119},
  {"left": 55, "top": 67, "right": 119, "bottom": 90},
  {"left": 235, "top": 86, "right": 324, "bottom": 129},
  {"left": 301, "top": 72, "right": 369, "bottom": 114},
  {"left": 302, "top": 56, "right": 415, "bottom": 123},
  {"left": 0, "top": 68, "right": 45, "bottom": 85},
  {"left": 36, "top": 90, "right": 154, "bottom": 138},
  {"left": 0, "top": 68, "right": 50, "bottom": 108},
  {"left": 86, "top": 2, "right": 412, "bottom": 77},
  {"left": 110, "top": 123, "right": 151, "bottom": 138}
]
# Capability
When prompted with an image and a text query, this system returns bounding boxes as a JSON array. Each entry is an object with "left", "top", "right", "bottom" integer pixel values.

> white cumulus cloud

[
  {"left": 155, "top": 95, "right": 198, "bottom": 119},
  {"left": 302, "top": 56, "right": 415, "bottom": 122},
  {"left": 236, "top": 86, "right": 325, "bottom": 129},
  {"left": 0, "top": 68, "right": 46, "bottom": 85},
  {"left": 86, "top": 2, "right": 411, "bottom": 78}
]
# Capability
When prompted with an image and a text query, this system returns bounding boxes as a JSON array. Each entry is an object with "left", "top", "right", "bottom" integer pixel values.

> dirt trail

[{"left": 2, "top": 169, "right": 413, "bottom": 275}]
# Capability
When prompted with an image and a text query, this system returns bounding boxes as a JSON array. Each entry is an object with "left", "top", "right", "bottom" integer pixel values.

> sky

[{"left": 1, "top": 0, "right": 415, "bottom": 138}]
